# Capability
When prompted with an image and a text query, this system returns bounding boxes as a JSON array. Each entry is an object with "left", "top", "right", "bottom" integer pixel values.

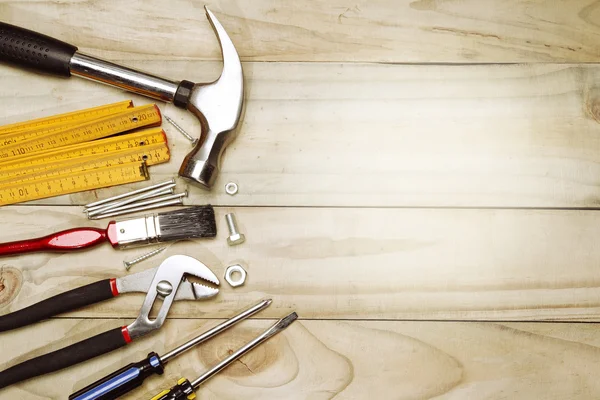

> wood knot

[
  {"left": 0, "top": 266, "right": 23, "bottom": 308},
  {"left": 584, "top": 88, "right": 600, "bottom": 123},
  {"left": 587, "top": 100, "right": 600, "bottom": 123},
  {"left": 198, "top": 326, "right": 289, "bottom": 378}
]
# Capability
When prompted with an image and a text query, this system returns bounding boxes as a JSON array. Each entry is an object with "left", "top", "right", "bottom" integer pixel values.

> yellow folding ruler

[
  {"left": 0, "top": 100, "right": 169, "bottom": 205},
  {"left": 0, "top": 128, "right": 168, "bottom": 176},
  {"left": 0, "top": 145, "right": 166, "bottom": 187},
  {"left": 0, "top": 103, "right": 162, "bottom": 155},
  {"left": 0, "top": 127, "right": 169, "bottom": 205},
  {"left": 0, "top": 100, "right": 133, "bottom": 136},
  {"left": 0, "top": 134, "right": 169, "bottom": 184},
  {"left": 0, "top": 162, "right": 150, "bottom": 206}
]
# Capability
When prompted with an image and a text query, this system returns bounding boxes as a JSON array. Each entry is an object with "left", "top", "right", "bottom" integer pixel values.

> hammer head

[{"left": 177, "top": 7, "right": 245, "bottom": 190}]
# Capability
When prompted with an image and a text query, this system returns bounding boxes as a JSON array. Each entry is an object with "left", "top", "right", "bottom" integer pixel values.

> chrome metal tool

[
  {"left": 0, "top": 6, "right": 244, "bottom": 189},
  {"left": 0, "top": 255, "right": 219, "bottom": 388},
  {"left": 151, "top": 312, "right": 298, "bottom": 400},
  {"left": 84, "top": 179, "right": 176, "bottom": 211},
  {"left": 69, "top": 299, "right": 272, "bottom": 400}
]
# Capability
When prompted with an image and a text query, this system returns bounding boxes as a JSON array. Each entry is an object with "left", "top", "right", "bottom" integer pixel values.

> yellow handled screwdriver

[
  {"left": 69, "top": 300, "right": 274, "bottom": 400},
  {"left": 150, "top": 312, "right": 298, "bottom": 400}
]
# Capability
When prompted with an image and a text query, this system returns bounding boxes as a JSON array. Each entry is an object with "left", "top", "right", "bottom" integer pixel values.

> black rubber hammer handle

[
  {"left": 0, "top": 22, "right": 77, "bottom": 76},
  {"left": 0, "top": 8, "right": 245, "bottom": 191},
  {"left": 0, "top": 21, "right": 191, "bottom": 105}
]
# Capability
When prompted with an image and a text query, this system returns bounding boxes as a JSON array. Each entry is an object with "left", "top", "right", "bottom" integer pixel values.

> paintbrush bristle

[{"left": 157, "top": 205, "right": 217, "bottom": 241}]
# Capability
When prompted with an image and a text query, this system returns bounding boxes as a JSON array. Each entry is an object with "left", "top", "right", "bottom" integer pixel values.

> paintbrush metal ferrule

[{"left": 110, "top": 205, "right": 217, "bottom": 249}]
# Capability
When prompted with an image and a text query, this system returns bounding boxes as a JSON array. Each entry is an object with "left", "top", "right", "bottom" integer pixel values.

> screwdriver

[
  {"left": 150, "top": 311, "right": 298, "bottom": 400},
  {"left": 69, "top": 299, "right": 273, "bottom": 400}
]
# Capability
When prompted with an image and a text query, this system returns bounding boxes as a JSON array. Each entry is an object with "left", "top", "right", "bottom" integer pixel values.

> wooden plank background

[{"left": 1, "top": 0, "right": 600, "bottom": 398}]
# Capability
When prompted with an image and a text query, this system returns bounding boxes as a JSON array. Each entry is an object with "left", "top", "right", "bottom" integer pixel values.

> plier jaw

[
  {"left": 126, "top": 255, "right": 220, "bottom": 340},
  {"left": 116, "top": 258, "right": 220, "bottom": 301},
  {"left": 0, "top": 255, "right": 219, "bottom": 389}
]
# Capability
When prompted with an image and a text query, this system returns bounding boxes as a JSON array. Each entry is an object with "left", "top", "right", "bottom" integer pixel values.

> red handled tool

[
  {"left": 0, "top": 227, "right": 113, "bottom": 256},
  {"left": 0, "top": 206, "right": 216, "bottom": 257},
  {"left": 0, "top": 255, "right": 219, "bottom": 389},
  {"left": 68, "top": 300, "right": 273, "bottom": 400}
]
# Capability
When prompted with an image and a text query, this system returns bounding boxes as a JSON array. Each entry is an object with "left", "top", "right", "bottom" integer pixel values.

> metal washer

[{"left": 225, "top": 182, "right": 239, "bottom": 195}]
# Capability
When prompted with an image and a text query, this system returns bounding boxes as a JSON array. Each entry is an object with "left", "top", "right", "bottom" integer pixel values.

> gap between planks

[{"left": 44, "top": 316, "right": 600, "bottom": 324}]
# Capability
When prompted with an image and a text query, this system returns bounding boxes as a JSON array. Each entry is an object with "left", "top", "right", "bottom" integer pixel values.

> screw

[
  {"left": 123, "top": 247, "right": 166, "bottom": 271},
  {"left": 225, "top": 213, "right": 245, "bottom": 246},
  {"left": 164, "top": 115, "right": 199, "bottom": 146}
]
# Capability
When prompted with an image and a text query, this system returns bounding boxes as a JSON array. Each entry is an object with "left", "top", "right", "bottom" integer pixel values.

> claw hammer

[{"left": 0, "top": 7, "right": 244, "bottom": 189}]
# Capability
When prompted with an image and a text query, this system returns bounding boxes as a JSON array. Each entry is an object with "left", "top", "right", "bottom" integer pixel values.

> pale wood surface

[
  {"left": 1, "top": 1, "right": 600, "bottom": 399},
  {"left": 3, "top": 206, "right": 600, "bottom": 321},
  {"left": 1, "top": 318, "right": 600, "bottom": 399},
  {"left": 3, "top": 0, "right": 600, "bottom": 63},
  {"left": 4, "top": 63, "right": 600, "bottom": 207}
]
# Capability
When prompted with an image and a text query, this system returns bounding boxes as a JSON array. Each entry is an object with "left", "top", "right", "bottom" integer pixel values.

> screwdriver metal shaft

[
  {"left": 69, "top": 299, "right": 273, "bottom": 400},
  {"left": 162, "top": 299, "right": 272, "bottom": 362},
  {"left": 149, "top": 312, "right": 298, "bottom": 400},
  {"left": 192, "top": 311, "right": 298, "bottom": 387}
]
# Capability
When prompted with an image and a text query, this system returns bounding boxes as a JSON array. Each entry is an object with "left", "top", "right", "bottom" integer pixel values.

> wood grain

[
  {"left": 2, "top": 1, "right": 600, "bottom": 398},
  {"left": 2, "top": 0, "right": 600, "bottom": 63},
  {"left": 0, "top": 318, "right": 599, "bottom": 399},
  {"left": 3, "top": 62, "right": 600, "bottom": 207},
  {"left": 1, "top": 205, "right": 600, "bottom": 321}
]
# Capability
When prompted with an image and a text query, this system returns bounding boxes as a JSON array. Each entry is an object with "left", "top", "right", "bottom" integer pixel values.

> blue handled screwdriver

[
  {"left": 69, "top": 299, "right": 273, "bottom": 400},
  {"left": 150, "top": 312, "right": 298, "bottom": 400}
]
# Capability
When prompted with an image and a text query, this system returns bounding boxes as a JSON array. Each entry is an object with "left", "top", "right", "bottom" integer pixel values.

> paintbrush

[{"left": 0, "top": 206, "right": 216, "bottom": 256}]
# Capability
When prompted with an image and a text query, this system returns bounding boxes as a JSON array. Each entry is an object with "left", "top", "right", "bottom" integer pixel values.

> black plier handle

[
  {"left": 0, "top": 278, "right": 119, "bottom": 332},
  {"left": 0, "top": 279, "right": 130, "bottom": 389},
  {"left": 0, "top": 325, "right": 131, "bottom": 388}
]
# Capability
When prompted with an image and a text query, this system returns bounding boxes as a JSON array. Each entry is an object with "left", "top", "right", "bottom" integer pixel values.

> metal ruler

[
  {"left": 0, "top": 162, "right": 150, "bottom": 206},
  {"left": 0, "top": 103, "right": 161, "bottom": 154},
  {"left": 0, "top": 100, "right": 133, "bottom": 136}
]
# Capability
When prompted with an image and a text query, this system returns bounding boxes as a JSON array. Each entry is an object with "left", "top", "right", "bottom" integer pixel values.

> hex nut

[
  {"left": 225, "top": 264, "right": 247, "bottom": 287},
  {"left": 227, "top": 232, "right": 245, "bottom": 246}
]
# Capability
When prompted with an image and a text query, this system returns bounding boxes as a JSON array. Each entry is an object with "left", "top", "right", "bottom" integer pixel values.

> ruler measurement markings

[
  {"left": 0, "top": 105, "right": 162, "bottom": 159},
  {"left": 0, "top": 128, "right": 166, "bottom": 170},
  {"left": 0, "top": 143, "right": 169, "bottom": 185},
  {"left": 0, "top": 163, "right": 149, "bottom": 206},
  {"left": 0, "top": 100, "right": 133, "bottom": 136}
]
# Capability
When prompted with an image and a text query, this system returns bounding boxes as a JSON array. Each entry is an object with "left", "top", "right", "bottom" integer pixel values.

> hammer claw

[
  {"left": 178, "top": 7, "right": 245, "bottom": 189},
  {"left": 0, "top": 6, "right": 245, "bottom": 191}
]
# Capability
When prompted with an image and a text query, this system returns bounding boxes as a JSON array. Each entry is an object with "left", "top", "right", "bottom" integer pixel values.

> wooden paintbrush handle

[{"left": 0, "top": 227, "right": 109, "bottom": 256}]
